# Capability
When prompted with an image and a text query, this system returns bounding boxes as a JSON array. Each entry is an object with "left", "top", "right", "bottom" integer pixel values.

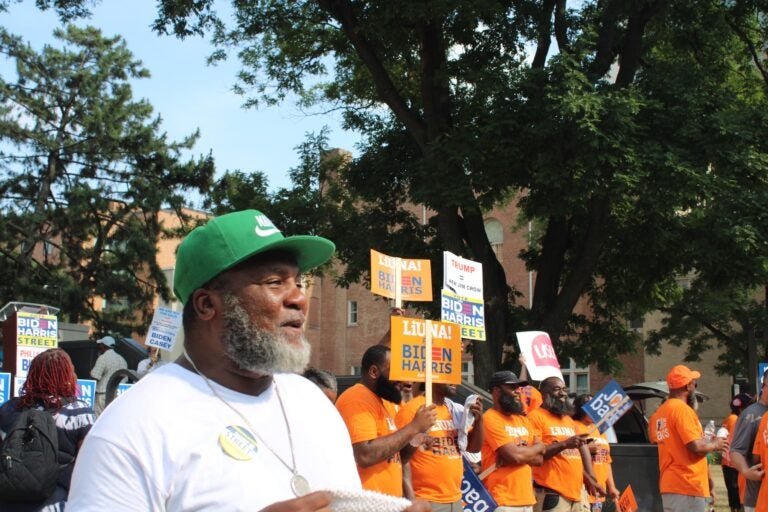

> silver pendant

[{"left": 290, "top": 474, "right": 311, "bottom": 497}]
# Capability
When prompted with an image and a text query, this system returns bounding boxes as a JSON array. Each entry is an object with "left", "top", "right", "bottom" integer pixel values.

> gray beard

[{"left": 221, "top": 293, "right": 311, "bottom": 374}]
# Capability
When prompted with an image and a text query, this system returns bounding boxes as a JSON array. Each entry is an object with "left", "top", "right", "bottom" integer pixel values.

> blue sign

[
  {"left": 76, "top": 379, "right": 96, "bottom": 409},
  {"left": 584, "top": 379, "right": 632, "bottom": 433},
  {"left": 759, "top": 362, "right": 768, "bottom": 396},
  {"left": 116, "top": 382, "right": 133, "bottom": 398},
  {"left": 0, "top": 372, "right": 10, "bottom": 405},
  {"left": 461, "top": 457, "right": 497, "bottom": 512},
  {"left": 441, "top": 289, "right": 486, "bottom": 341}
]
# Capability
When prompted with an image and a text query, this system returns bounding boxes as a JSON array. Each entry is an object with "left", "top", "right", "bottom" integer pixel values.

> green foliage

[
  {"left": 0, "top": 24, "right": 214, "bottom": 336},
  {"left": 146, "top": 0, "right": 768, "bottom": 382}
]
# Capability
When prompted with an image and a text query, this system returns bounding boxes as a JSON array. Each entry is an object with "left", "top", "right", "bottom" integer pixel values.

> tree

[
  {"left": 145, "top": 0, "right": 768, "bottom": 386},
  {"left": 0, "top": 25, "right": 214, "bottom": 337}
]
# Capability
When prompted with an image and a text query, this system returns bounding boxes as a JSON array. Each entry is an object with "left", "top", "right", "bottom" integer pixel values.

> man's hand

[
  {"left": 744, "top": 462, "right": 765, "bottom": 481},
  {"left": 606, "top": 484, "right": 620, "bottom": 503},
  {"left": 411, "top": 404, "right": 437, "bottom": 433},
  {"left": 583, "top": 472, "right": 606, "bottom": 498},
  {"left": 260, "top": 491, "right": 333, "bottom": 511},
  {"left": 469, "top": 396, "right": 484, "bottom": 420},
  {"left": 563, "top": 434, "right": 587, "bottom": 449}
]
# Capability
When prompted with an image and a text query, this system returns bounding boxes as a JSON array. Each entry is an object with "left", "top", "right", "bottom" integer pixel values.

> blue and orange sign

[{"left": 389, "top": 316, "right": 461, "bottom": 384}]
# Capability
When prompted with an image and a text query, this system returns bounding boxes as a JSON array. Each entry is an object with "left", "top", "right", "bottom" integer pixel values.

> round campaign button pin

[{"left": 219, "top": 425, "right": 259, "bottom": 461}]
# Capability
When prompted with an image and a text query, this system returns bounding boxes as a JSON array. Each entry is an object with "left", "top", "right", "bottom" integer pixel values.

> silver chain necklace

[{"left": 183, "top": 351, "right": 311, "bottom": 497}]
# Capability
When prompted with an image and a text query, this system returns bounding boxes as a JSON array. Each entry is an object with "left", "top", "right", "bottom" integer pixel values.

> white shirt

[
  {"left": 90, "top": 349, "right": 128, "bottom": 392},
  {"left": 66, "top": 365, "right": 360, "bottom": 511}
]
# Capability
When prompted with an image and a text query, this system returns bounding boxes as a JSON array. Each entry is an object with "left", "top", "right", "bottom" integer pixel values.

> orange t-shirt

[
  {"left": 575, "top": 420, "right": 612, "bottom": 504},
  {"left": 721, "top": 414, "right": 738, "bottom": 467},
  {"left": 519, "top": 385, "right": 543, "bottom": 415},
  {"left": 648, "top": 397, "right": 709, "bottom": 497},
  {"left": 751, "top": 413, "right": 768, "bottom": 511},
  {"left": 527, "top": 407, "right": 583, "bottom": 502},
  {"left": 481, "top": 408, "right": 536, "bottom": 506},
  {"left": 336, "top": 383, "right": 403, "bottom": 496},
  {"left": 395, "top": 396, "right": 462, "bottom": 503}
]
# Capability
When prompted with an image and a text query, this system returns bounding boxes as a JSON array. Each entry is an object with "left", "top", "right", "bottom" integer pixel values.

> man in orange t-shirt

[
  {"left": 396, "top": 383, "right": 483, "bottom": 511},
  {"left": 528, "top": 376, "right": 603, "bottom": 512},
  {"left": 649, "top": 365, "right": 728, "bottom": 512},
  {"left": 481, "top": 370, "right": 545, "bottom": 512},
  {"left": 336, "top": 345, "right": 436, "bottom": 497},
  {"left": 748, "top": 412, "right": 768, "bottom": 510},
  {"left": 572, "top": 395, "right": 620, "bottom": 511}
]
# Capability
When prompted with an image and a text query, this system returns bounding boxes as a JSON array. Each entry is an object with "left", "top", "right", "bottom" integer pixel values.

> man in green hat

[{"left": 68, "top": 210, "right": 423, "bottom": 511}]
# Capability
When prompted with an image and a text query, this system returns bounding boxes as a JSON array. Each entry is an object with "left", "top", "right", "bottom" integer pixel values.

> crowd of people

[{"left": 0, "top": 208, "right": 765, "bottom": 512}]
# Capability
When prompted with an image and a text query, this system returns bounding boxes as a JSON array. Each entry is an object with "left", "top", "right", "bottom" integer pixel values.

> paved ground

[{"left": 711, "top": 463, "right": 731, "bottom": 512}]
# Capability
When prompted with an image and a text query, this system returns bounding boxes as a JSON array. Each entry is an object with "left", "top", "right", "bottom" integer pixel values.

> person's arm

[
  {"left": 402, "top": 461, "right": 415, "bottom": 500},
  {"left": 542, "top": 434, "right": 585, "bottom": 460},
  {"left": 687, "top": 435, "right": 728, "bottom": 456},
  {"left": 465, "top": 399, "right": 484, "bottom": 453},
  {"left": 353, "top": 405, "right": 436, "bottom": 468},
  {"left": 580, "top": 444, "right": 605, "bottom": 497},
  {"left": 496, "top": 440, "right": 545, "bottom": 466},
  {"left": 90, "top": 354, "right": 105, "bottom": 380},
  {"left": 605, "top": 464, "right": 620, "bottom": 502}
]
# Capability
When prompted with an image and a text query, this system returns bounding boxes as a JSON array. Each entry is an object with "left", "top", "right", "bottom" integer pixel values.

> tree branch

[
  {"left": 531, "top": 0, "right": 556, "bottom": 69},
  {"left": 317, "top": 0, "right": 428, "bottom": 149}
]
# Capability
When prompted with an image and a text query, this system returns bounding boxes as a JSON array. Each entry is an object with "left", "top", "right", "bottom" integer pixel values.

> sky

[{"left": 2, "top": 0, "right": 360, "bottom": 198}]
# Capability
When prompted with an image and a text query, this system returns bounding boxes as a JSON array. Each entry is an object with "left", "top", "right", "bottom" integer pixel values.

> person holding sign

[
  {"left": 572, "top": 394, "right": 620, "bottom": 511},
  {"left": 527, "top": 376, "right": 604, "bottom": 512},
  {"left": 649, "top": 365, "right": 728, "bottom": 512},
  {"left": 395, "top": 382, "right": 483, "bottom": 511},
  {"left": 68, "top": 210, "right": 428, "bottom": 512},
  {"left": 481, "top": 370, "right": 546, "bottom": 512},
  {"left": 336, "top": 345, "right": 437, "bottom": 498}
]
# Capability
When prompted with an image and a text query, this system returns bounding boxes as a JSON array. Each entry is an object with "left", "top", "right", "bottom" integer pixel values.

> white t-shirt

[{"left": 66, "top": 364, "right": 361, "bottom": 511}]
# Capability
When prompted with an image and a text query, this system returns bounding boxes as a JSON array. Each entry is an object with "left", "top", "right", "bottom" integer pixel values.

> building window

[
  {"left": 629, "top": 317, "right": 644, "bottom": 330},
  {"left": 347, "top": 300, "right": 358, "bottom": 326},
  {"left": 561, "top": 358, "right": 590, "bottom": 395},
  {"left": 461, "top": 361, "right": 474, "bottom": 384},
  {"left": 350, "top": 365, "right": 361, "bottom": 376},
  {"left": 484, "top": 218, "right": 503, "bottom": 262},
  {"left": 43, "top": 240, "right": 57, "bottom": 259}
]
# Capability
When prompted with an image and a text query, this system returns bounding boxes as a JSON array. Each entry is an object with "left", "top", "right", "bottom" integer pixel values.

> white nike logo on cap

[{"left": 254, "top": 215, "right": 280, "bottom": 237}]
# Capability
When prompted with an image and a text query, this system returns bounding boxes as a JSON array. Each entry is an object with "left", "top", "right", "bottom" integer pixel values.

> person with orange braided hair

[{"left": 0, "top": 348, "right": 95, "bottom": 511}]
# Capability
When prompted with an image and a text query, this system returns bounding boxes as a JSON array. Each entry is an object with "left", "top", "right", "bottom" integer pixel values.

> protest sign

[
  {"left": 516, "top": 331, "right": 563, "bottom": 381},
  {"left": 15, "top": 312, "right": 58, "bottom": 348},
  {"left": 76, "top": 379, "right": 97, "bottom": 409},
  {"left": 116, "top": 382, "right": 134, "bottom": 398},
  {"left": 461, "top": 457, "right": 497, "bottom": 512},
  {"left": 0, "top": 372, "right": 10, "bottom": 406},
  {"left": 15, "top": 346, "right": 48, "bottom": 379},
  {"left": 617, "top": 484, "right": 638, "bottom": 512},
  {"left": 441, "top": 289, "right": 485, "bottom": 341},
  {"left": 443, "top": 251, "right": 483, "bottom": 300},
  {"left": 389, "top": 316, "right": 461, "bottom": 384},
  {"left": 146, "top": 306, "right": 183, "bottom": 352},
  {"left": 370, "top": 249, "right": 432, "bottom": 303},
  {"left": 584, "top": 379, "right": 633, "bottom": 433}
]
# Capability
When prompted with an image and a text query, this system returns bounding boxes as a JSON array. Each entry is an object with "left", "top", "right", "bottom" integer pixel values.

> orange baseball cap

[{"left": 666, "top": 364, "right": 701, "bottom": 389}]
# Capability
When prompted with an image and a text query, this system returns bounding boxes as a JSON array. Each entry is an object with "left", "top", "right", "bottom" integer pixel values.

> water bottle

[{"left": 703, "top": 420, "right": 716, "bottom": 440}]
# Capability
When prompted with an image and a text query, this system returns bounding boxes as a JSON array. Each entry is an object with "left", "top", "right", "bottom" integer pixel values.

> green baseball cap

[{"left": 173, "top": 210, "right": 335, "bottom": 304}]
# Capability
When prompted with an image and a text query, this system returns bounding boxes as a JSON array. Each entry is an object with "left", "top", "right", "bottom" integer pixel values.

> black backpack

[{"left": 0, "top": 407, "right": 60, "bottom": 502}]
